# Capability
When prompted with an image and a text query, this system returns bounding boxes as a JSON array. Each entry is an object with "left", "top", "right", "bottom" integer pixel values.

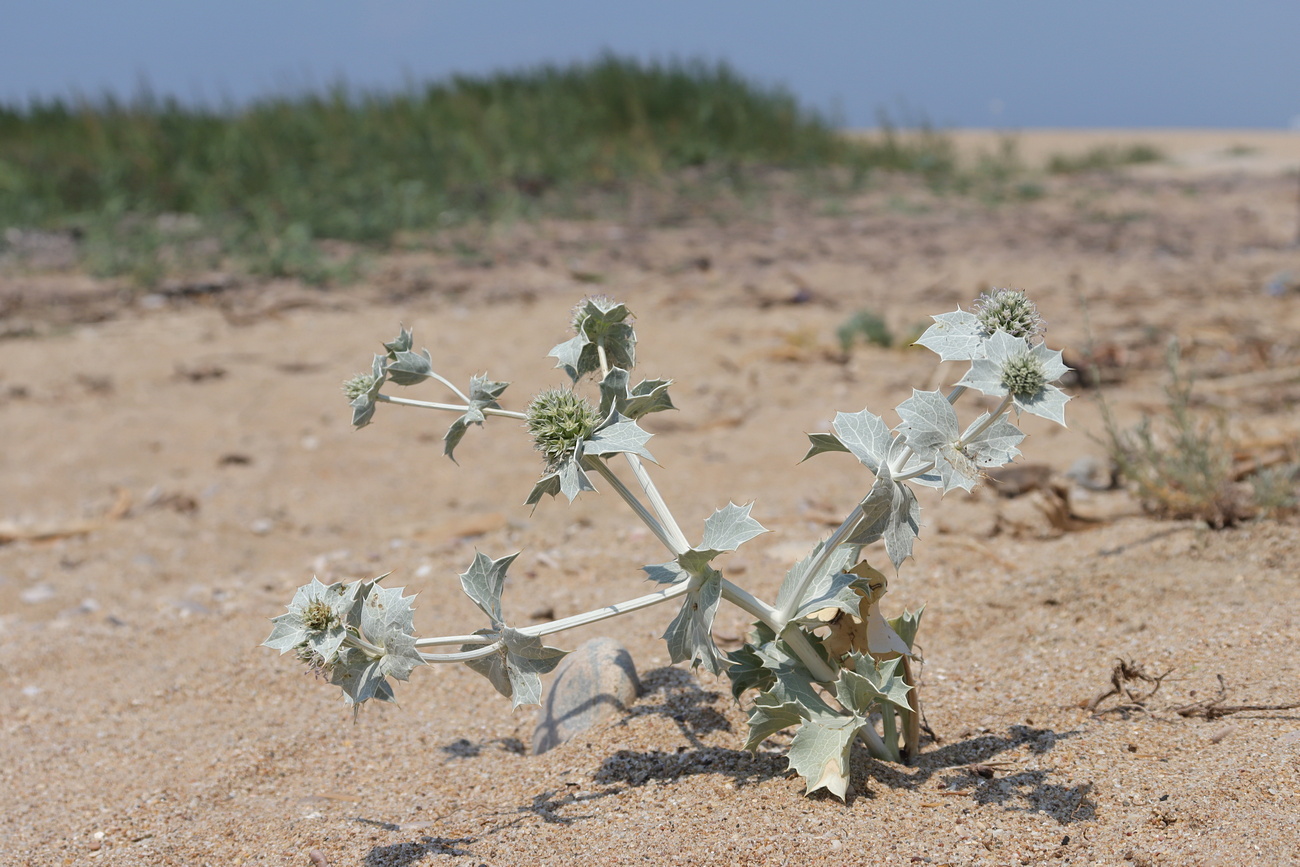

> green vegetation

[
  {"left": 1046, "top": 142, "right": 1162, "bottom": 174},
  {"left": 1101, "top": 341, "right": 1294, "bottom": 528},
  {"left": 269, "top": 291, "right": 1072, "bottom": 797},
  {"left": 0, "top": 56, "right": 954, "bottom": 285}
]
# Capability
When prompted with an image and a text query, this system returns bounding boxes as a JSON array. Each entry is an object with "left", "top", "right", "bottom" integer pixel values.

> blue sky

[{"left": 3, "top": 1, "right": 1298, "bottom": 129}]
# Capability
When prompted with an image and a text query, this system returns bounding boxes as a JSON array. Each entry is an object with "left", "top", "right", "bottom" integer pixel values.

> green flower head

[
  {"left": 526, "top": 388, "right": 600, "bottom": 468},
  {"left": 342, "top": 373, "right": 377, "bottom": 402},
  {"left": 973, "top": 289, "right": 1045, "bottom": 341},
  {"left": 1000, "top": 350, "right": 1049, "bottom": 397},
  {"left": 571, "top": 295, "right": 620, "bottom": 334}
]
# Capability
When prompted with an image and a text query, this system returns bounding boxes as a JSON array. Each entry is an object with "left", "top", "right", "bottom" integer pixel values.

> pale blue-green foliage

[
  {"left": 914, "top": 309, "right": 987, "bottom": 361},
  {"left": 263, "top": 575, "right": 423, "bottom": 712},
  {"left": 444, "top": 374, "right": 510, "bottom": 462},
  {"left": 583, "top": 413, "right": 656, "bottom": 462},
  {"left": 264, "top": 577, "right": 359, "bottom": 660},
  {"left": 549, "top": 298, "right": 637, "bottom": 382},
  {"left": 271, "top": 292, "right": 1081, "bottom": 797},
  {"left": 895, "top": 389, "right": 1026, "bottom": 493},
  {"left": 803, "top": 412, "right": 927, "bottom": 568},
  {"left": 456, "top": 552, "right": 568, "bottom": 707},
  {"left": 774, "top": 539, "right": 859, "bottom": 620},
  {"left": 454, "top": 553, "right": 566, "bottom": 707},
  {"left": 348, "top": 353, "right": 387, "bottom": 428},
  {"left": 458, "top": 551, "right": 517, "bottom": 625},
  {"left": 526, "top": 409, "right": 656, "bottom": 504},
  {"left": 958, "top": 330, "right": 1071, "bottom": 425},
  {"left": 463, "top": 626, "right": 567, "bottom": 710},
  {"left": 647, "top": 503, "right": 767, "bottom": 675},
  {"left": 742, "top": 643, "right": 912, "bottom": 799},
  {"left": 888, "top": 606, "right": 925, "bottom": 652},
  {"left": 597, "top": 367, "right": 676, "bottom": 419},
  {"left": 329, "top": 582, "right": 427, "bottom": 710},
  {"left": 846, "top": 461, "right": 921, "bottom": 569}
]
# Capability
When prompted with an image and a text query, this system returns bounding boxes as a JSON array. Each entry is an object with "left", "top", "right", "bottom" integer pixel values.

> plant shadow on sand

[
  {"left": 364, "top": 668, "right": 1095, "bottom": 863},
  {"left": 588, "top": 667, "right": 1095, "bottom": 823},
  {"left": 363, "top": 835, "right": 476, "bottom": 866}
]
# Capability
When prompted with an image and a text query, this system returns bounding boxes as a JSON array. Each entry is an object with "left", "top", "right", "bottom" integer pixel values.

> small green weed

[
  {"left": 837, "top": 310, "right": 894, "bottom": 351},
  {"left": 1102, "top": 341, "right": 1254, "bottom": 528},
  {"left": 1047, "top": 143, "right": 1163, "bottom": 175}
]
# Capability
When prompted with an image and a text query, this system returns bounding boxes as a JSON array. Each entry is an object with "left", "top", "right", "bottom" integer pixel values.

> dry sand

[{"left": 2, "top": 130, "right": 1298, "bottom": 866}]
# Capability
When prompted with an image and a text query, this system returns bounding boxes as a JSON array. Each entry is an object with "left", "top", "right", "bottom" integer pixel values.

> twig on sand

[
  {"left": 1172, "top": 675, "right": 1300, "bottom": 720},
  {"left": 0, "top": 487, "right": 132, "bottom": 544},
  {"left": 1085, "top": 658, "right": 1172, "bottom": 714}
]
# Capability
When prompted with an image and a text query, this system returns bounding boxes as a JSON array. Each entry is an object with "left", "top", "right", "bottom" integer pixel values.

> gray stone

[{"left": 532, "top": 637, "right": 641, "bottom": 755}]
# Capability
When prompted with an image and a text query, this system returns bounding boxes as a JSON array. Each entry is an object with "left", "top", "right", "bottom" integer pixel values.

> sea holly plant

[{"left": 266, "top": 289, "right": 1071, "bottom": 799}]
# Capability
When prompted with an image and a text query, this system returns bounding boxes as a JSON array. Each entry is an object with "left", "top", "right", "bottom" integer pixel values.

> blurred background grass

[
  {"left": 0, "top": 55, "right": 1158, "bottom": 287},
  {"left": 0, "top": 56, "right": 961, "bottom": 284}
]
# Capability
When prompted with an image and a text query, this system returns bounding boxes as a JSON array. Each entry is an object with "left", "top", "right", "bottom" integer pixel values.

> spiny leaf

[
  {"left": 458, "top": 551, "right": 518, "bottom": 624},
  {"left": 959, "top": 411, "right": 1025, "bottom": 470},
  {"left": 801, "top": 431, "right": 851, "bottom": 462},
  {"left": 444, "top": 374, "right": 510, "bottom": 462},
  {"left": 700, "top": 502, "right": 767, "bottom": 552},
  {"left": 742, "top": 693, "right": 803, "bottom": 751},
  {"left": 385, "top": 349, "right": 435, "bottom": 386},
  {"left": 914, "top": 309, "right": 985, "bottom": 361},
  {"left": 383, "top": 326, "right": 414, "bottom": 357},
  {"left": 838, "top": 654, "right": 913, "bottom": 713},
  {"left": 598, "top": 367, "right": 675, "bottom": 420},
  {"left": 461, "top": 627, "right": 568, "bottom": 710},
  {"left": 888, "top": 605, "right": 925, "bottom": 652},
  {"left": 785, "top": 714, "right": 861, "bottom": 800},
  {"left": 774, "top": 539, "right": 860, "bottom": 616},
  {"left": 831, "top": 408, "right": 893, "bottom": 473},
  {"left": 583, "top": 413, "right": 655, "bottom": 462},
  {"left": 725, "top": 643, "right": 776, "bottom": 701},
  {"left": 662, "top": 565, "right": 724, "bottom": 675}
]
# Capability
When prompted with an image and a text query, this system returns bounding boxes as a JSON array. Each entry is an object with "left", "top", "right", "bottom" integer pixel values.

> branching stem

[{"left": 377, "top": 393, "right": 527, "bottom": 420}]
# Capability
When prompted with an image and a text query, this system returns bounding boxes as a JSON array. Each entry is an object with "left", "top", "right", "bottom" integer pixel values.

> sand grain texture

[{"left": 2, "top": 130, "right": 1298, "bottom": 866}]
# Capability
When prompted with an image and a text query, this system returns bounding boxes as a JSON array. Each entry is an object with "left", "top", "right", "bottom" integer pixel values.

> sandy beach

[{"left": 2, "top": 129, "right": 1298, "bottom": 866}]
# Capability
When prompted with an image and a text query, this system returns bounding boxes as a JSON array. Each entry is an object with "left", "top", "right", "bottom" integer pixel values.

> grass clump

[
  {"left": 1047, "top": 143, "right": 1163, "bottom": 175},
  {"left": 1102, "top": 341, "right": 1261, "bottom": 528},
  {"left": 0, "top": 56, "right": 957, "bottom": 285}
]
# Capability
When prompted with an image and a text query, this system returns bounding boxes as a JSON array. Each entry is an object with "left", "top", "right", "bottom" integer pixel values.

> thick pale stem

[
  {"left": 895, "top": 459, "right": 937, "bottom": 483},
  {"left": 414, "top": 583, "right": 693, "bottom": 663},
  {"left": 419, "top": 640, "right": 504, "bottom": 664},
  {"left": 595, "top": 338, "right": 691, "bottom": 553},
  {"left": 859, "top": 727, "right": 892, "bottom": 761},
  {"left": 959, "top": 394, "right": 1015, "bottom": 444},
  {"left": 427, "top": 371, "right": 472, "bottom": 404},
  {"left": 415, "top": 634, "right": 495, "bottom": 648},
  {"left": 720, "top": 579, "right": 780, "bottom": 627},
  {"left": 776, "top": 501, "right": 865, "bottom": 624},
  {"left": 625, "top": 453, "right": 691, "bottom": 553},
  {"left": 879, "top": 703, "right": 903, "bottom": 763},
  {"left": 585, "top": 456, "right": 681, "bottom": 554},
  {"left": 526, "top": 581, "right": 691, "bottom": 636},
  {"left": 779, "top": 625, "right": 839, "bottom": 684},
  {"left": 377, "top": 393, "right": 526, "bottom": 420}
]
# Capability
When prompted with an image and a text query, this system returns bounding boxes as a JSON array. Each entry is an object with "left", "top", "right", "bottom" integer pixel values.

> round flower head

[
  {"left": 342, "top": 372, "right": 377, "bottom": 402},
  {"left": 571, "top": 295, "right": 619, "bottom": 333},
  {"left": 1000, "top": 351, "right": 1049, "bottom": 398},
  {"left": 956, "top": 330, "right": 1071, "bottom": 425},
  {"left": 973, "top": 289, "right": 1046, "bottom": 341},
  {"left": 526, "top": 388, "right": 600, "bottom": 468}
]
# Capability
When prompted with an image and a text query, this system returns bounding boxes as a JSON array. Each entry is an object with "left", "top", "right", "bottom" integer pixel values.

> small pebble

[{"left": 20, "top": 584, "right": 55, "bottom": 604}]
